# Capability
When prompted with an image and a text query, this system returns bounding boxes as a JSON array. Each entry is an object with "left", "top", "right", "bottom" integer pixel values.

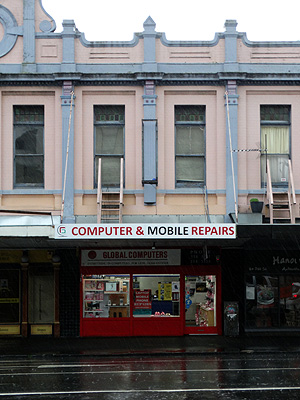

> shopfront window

[
  {"left": 245, "top": 274, "right": 300, "bottom": 330},
  {"left": 82, "top": 275, "right": 129, "bottom": 318},
  {"left": 280, "top": 276, "right": 300, "bottom": 328},
  {"left": 0, "top": 270, "right": 20, "bottom": 323},
  {"left": 246, "top": 275, "right": 279, "bottom": 329},
  {"left": 185, "top": 275, "right": 216, "bottom": 328},
  {"left": 133, "top": 274, "right": 180, "bottom": 317}
]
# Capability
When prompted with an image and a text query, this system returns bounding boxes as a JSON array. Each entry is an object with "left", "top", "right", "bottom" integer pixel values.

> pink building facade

[{"left": 0, "top": 0, "right": 300, "bottom": 338}]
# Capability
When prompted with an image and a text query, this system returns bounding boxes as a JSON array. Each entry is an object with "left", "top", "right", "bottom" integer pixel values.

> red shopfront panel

[
  {"left": 80, "top": 265, "right": 221, "bottom": 337},
  {"left": 81, "top": 318, "right": 131, "bottom": 337},
  {"left": 133, "top": 316, "right": 183, "bottom": 336}
]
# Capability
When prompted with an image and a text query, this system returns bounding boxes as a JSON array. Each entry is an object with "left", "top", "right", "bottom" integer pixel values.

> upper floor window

[
  {"left": 175, "top": 105, "right": 205, "bottom": 187},
  {"left": 94, "top": 105, "right": 124, "bottom": 187},
  {"left": 14, "top": 105, "right": 44, "bottom": 187},
  {"left": 260, "top": 105, "right": 290, "bottom": 187}
]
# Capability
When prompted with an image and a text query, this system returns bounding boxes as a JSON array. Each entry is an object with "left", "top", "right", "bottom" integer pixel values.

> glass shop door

[{"left": 185, "top": 270, "right": 221, "bottom": 334}]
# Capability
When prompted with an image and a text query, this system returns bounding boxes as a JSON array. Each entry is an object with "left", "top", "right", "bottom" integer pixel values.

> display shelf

[
  {"left": 104, "top": 291, "right": 125, "bottom": 294},
  {"left": 109, "top": 305, "right": 129, "bottom": 307},
  {"left": 82, "top": 276, "right": 129, "bottom": 319},
  {"left": 83, "top": 299, "right": 104, "bottom": 303}
]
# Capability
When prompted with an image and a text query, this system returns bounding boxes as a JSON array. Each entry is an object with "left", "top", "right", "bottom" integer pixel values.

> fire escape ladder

[
  {"left": 266, "top": 159, "right": 296, "bottom": 224},
  {"left": 97, "top": 158, "right": 124, "bottom": 224}
]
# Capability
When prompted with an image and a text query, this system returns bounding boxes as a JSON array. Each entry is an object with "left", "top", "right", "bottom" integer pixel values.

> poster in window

[{"left": 106, "top": 282, "right": 117, "bottom": 292}]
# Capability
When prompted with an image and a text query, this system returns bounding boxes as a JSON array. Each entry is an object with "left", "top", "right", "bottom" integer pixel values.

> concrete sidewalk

[{"left": 1, "top": 335, "right": 300, "bottom": 358}]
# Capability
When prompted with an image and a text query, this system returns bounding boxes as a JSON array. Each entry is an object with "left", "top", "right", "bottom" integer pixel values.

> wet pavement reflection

[{"left": 1, "top": 352, "right": 300, "bottom": 399}]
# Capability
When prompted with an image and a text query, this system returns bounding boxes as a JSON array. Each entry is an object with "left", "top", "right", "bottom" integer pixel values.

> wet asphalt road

[{"left": 1, "top": 352, "right": 300, "bottom": 399}]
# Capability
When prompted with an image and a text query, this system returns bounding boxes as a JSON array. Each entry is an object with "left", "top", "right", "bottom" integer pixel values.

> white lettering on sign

[
  {"left": 273, "top": 256, "right": 300, "bottom": 265},
  {"left": 55, "top": 223, "right": 236, "bottom": 240}
]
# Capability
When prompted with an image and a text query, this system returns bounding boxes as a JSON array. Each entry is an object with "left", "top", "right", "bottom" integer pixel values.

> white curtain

[{"left": 261, "top": 126, "right": 289, "bottom": 184}]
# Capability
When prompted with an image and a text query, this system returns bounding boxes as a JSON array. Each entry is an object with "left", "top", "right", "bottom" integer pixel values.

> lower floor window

[
  {"left": 83, "top": 275, "right": 130, "bottom": 318},
  {"left": 133, "top": 274, "right": 180, "bottom": 317},
  {"left": 82, "top": 274, "right": 181, "bottom": 318},
  {"left": 0, "top": 269, "right": 20, "bottom": 323},
  {"left": 246, "top": 274, "right": 300, "bottom": 329}
]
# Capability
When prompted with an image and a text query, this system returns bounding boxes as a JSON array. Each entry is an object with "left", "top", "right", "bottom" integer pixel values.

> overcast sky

[{"left": 42, "top": 0, "right": 300, "bottom": 42}]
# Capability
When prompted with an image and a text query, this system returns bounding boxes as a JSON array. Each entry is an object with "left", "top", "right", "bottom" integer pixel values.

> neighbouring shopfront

[
  {"left": 0, "top": 250, "right": 60, "bottom": 337},
  {"left": 80, "top": 248, "right": 222, "bottom": 337},
  {"left": 245, "top": 250, "right": 300, "bottom": 332},
  {"left": 0, "top": 267, "right": 21, "bottom": 335}
]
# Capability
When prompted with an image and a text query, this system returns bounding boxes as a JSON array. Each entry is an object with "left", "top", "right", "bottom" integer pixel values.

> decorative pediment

[{"left": 0, "top": 5, "right": 19, "bottom": 57}]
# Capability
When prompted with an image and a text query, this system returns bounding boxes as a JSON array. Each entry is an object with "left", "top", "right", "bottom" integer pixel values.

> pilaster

[
  {"left": 21, "top": 254, "right": 29, "bottom": 337},
  {"left": 22, "top": 0, "right": 36, "bottom": 72},
  {"left": 224, "top": 19, "right": 239, "bottom": 73},
  {"left": 61, "top": 81, "right": 75, "bottom": 223},
  {"left": 143, "top": 81, "right": 157, "bottom": 204},
  {"left": 225, "top": 80, "right": 239, "bottom": 221},
  {"left": 52, "top": 255, "right": 61, "bottom": 338},
  {"left": 142, "top": 17, "right": 157, "bottom": 73},
  {"left": 61, "top": 20, "right": 76, "bottom": 73}
]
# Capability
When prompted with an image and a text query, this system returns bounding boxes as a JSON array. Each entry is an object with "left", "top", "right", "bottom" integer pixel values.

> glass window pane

[
  {"left": 0, "top": 270, "right": 20, "bottom": 323},
  {"left": 15, "top": 126, "right": 43, "bottom": 155},
  {"left": 261, "top": 154, "right": 289, "bottom": 184},
  {"left": 176, "top": 156, "right": 204, "bottom": 183},
  {"left": 14, "top": 106, "right": 44, "bottom": 187},
  {"left": 14, "top": 105, "right": 44, "bottom": 123},
  {"left": 94, "top": 105, "right": 124, "bottom": 123},
  {"left": 15, "top": 155, "right": 44, "bottom": 185},
  {"left": 175, "top": 105, "right": 205, "bottom": 122},
  {"left": 185, "top": 275, "right": 216, "bottom": 327},
  {"left": 245, "top": 275, "right": 279, "bottom": 329},
  {"left": 261, "top": 105, "right": 290, "bottom": 122},
  {"left": 133, "top": 275, "right": 180, "bottom": 317},
  {"left": 83, "top": 275, "right": 129, "bottom": 318},
  {"left": 280, "top": 276, "right": 300, "bottom": 328},
  {"left": 95, "top": 156, "right": 121, "bottom": 186},
  {"left": 176, "top": 126, "right": 204, "bottom": 155},
  {"left": 95, "top": 126, "right": 123, "bottom": 155}
]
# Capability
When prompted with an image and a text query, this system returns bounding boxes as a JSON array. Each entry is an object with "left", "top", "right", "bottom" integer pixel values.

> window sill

[{"left": 0, "top": 189, "right": 61, "bottom": 195}]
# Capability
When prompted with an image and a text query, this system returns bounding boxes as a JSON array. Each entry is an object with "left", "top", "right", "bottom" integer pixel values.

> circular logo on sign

[{"left": 88, "top": 251, "right": 97, "bottom": 260}]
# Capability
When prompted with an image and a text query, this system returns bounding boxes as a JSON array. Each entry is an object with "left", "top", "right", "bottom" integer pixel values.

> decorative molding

[
  {"left": 79, "top": 32, "right": 140, "bottom": 48},
  {"left": 239, "top": 32, "right": 300, "bottom": 48},
  {"left": 39, "top": 20, "right": 53, "bottom": 33},
  {"left": 160, "top": 32, "right": 221, "bottom": 48},
  {"left": 39, "top": 0, "right": 56, "bottom": 32},
  {"left": 0, "top": 5, "right": 19, "bottom": 57}
]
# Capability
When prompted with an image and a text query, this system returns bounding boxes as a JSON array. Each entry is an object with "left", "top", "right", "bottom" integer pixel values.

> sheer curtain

[
  {"left": 261, "top": 126, "right": 289, "bottom": 185},
  {"left": 176, "top": 125, "right": 205, "bottom": 184}
]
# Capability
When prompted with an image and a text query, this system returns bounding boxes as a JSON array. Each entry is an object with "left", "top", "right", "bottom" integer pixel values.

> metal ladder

[
  {"left": 266, "top": 159, "right": 296, "bottom": 223},
  {"left": 97, "top": 158, "right": 124, "bottom": 223}
]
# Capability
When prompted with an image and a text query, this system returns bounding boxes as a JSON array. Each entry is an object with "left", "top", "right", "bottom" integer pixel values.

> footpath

[{"left": 1, "top": 335, "right": 300, "bottom": 358}]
